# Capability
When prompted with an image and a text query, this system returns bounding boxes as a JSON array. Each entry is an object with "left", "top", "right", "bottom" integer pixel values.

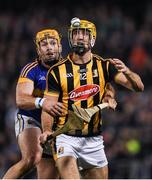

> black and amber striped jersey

[{"left": 45, "top": 54, "right": 117, "bottom": 136}]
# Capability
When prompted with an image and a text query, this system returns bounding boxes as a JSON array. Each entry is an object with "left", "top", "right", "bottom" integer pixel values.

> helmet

[
  {"left": 35, "top": 29, "right": 61, "bottom": 48},
  {"left": 68, "top": 17, "right": 97, "bottom": 50}
]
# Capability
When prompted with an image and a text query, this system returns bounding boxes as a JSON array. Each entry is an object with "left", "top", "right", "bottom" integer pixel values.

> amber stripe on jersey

[{"left": 20, "top": 61, "right": 38, "bottom": 77}]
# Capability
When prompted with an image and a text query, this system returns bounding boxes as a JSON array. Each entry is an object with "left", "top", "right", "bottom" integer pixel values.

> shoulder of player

[
  {"left": 20, "top": 60, "right": 39, "bottom": 77},
  {"left": 93, "top": 54, "right": 110, "bottom": 62},
  {"left": 48, "top": 58, "right": 68, "bottom": 72},
  {"left": 53, "top": 58, "right": 68, "bottom": 67}
]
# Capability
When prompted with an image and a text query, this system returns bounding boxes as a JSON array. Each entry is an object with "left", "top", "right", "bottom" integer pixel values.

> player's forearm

[
  {"left": 41, "top": 110, "right": 53, "bottom": 133},
  {"left": 16, "top": 94, "right": 45, "bottom": 110},
  {"left": 16, "top": 94, "right": 36, "bottom": 109},
  {"left": 105, "top": 83, "right": 115, "bottom": 98},
  {"left": 124, "top": 70, "right": 144, "bottom": 92}
]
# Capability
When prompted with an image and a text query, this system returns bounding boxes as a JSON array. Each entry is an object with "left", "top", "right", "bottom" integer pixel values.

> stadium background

[{"left": 0, "top": 0, "right": 152, "bottom": 178}]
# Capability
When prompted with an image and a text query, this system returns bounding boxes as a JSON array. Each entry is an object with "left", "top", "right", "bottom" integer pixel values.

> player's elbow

[
  {"left": 16, "top": 95, "right": 26, "bottom": 108},
  {"left": 16, "top": 97, "right": 23, "bottom": 108},
  {"left": 134, "top": 82, "right": 144, "bottom": 92},
  {"left": 137, "top": 83, "right": 144, "bottom": 92}
]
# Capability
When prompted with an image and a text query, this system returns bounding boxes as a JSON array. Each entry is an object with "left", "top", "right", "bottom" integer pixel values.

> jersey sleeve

[
  {"left": 45, "top": 69, "right": 60, "bottom": 97},
  {"left": 18, "top": 62, "right": 37, "bottom": 83}
]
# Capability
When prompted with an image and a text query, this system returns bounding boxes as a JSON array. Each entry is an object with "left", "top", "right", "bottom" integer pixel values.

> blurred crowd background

[{"left": 0, "top": 0, "right": 152, "bottom": 178}]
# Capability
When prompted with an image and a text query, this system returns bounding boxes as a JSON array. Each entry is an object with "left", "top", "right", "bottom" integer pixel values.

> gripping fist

[
  {"left": 42, "top": 98, "right": 67, "bottom": 117},
  {"left": 102, "top": 83, "right": 117, "bottom": 110}
]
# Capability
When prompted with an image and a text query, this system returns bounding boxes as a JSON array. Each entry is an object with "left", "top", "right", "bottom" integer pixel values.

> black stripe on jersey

[
  {"left": 56, "top": 60, "right": 69, "bottom": 125},
  {"left": 92, "top": 57, "right": 100, "bottom": 106},
  {"left": 93, "top": 54, "right": 109, "bottom": 85},
  {"left": 66, "top": 61, "right": 74, "bottom": 111},
  {"left": 88, "top": 57, "right": 100, "bottom": 135},
  {"left": 88, "top": 115, "right": 95, "bottom": 135},
  {"left": 102, "top": 60, "right": 109, "bottom": 85},
  {"left": 53, "top": 66, "right": 62, "bottom": 101},
  {"left": 80, "top": 64, "right": 87, "bottom": 108},
  {"left": 47, "top": 59, "right": 67, "bottom": 93},
  {"left": 21, "top": 62, "right": 38, "bottom": 77},
  {"left": 52, "top": 66, "right": 64, "bottom": 126}
]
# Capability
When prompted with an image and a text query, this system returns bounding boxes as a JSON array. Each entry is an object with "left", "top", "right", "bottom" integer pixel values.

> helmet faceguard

[
  {"left": 68, "top": 17, "right": 96, "bottom": 55},
  {"left": 35, "top": 29, "right": 62, "bottom": 67}
]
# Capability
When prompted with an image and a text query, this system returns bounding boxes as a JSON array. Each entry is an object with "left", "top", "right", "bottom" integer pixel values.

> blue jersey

[{"left": 18, "top": 60, "right": 48, "bottom": 122}]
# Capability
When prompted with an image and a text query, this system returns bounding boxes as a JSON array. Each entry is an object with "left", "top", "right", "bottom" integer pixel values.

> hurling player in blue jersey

[{"left": 3, "top": 29, "right": 66, "bottom": 179}]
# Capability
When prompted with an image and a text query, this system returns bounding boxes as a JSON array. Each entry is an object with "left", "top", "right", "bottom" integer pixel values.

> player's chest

[{"left": 60, "top": 65, "right": 103, "bottom": 87}]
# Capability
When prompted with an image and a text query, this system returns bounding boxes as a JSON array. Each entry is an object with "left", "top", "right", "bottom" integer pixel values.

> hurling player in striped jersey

[{"left": 40, "top": 18, "right": 144, "bottom": 179}]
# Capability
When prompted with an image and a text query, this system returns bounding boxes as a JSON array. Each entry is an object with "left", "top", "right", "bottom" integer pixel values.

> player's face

[
  {"left": 72, "top": 29, "right": 90, "bottom": 49},
  {"left": 38, "top": 37, "right": 60, "bottom": 63}
]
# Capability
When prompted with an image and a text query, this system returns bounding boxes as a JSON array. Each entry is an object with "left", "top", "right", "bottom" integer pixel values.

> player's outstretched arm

[{"left": 109, "top": 58, "right": 144, "bottom": 92}]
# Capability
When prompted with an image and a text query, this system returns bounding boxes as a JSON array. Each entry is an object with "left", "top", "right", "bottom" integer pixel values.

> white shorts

[
  {"left": 15, "top": 113, "right": 41, "bottom": 137},
  {"left": 54, "top": 134, "right": 108, "bottom": 170},
  {"left": 15, "top": 113, "right": 52, "bottom": 156}
]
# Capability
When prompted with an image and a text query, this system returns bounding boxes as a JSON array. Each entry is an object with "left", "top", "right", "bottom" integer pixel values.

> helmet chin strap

[{"left": 72, "top": 42, "right": 90, "bottom": 56}]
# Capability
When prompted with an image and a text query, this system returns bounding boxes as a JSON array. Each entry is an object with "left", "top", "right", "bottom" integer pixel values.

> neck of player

[{"left": 72, "top": 50, "right": 92, "bottom": 64}]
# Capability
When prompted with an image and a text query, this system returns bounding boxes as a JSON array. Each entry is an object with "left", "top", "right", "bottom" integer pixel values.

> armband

[{"left": 35, "top": 98, "right": 46, "bottom": 109}]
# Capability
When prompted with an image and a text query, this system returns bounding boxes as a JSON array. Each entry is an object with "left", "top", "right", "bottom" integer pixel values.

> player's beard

[
  {"left": 72, "top": 42, "right": 91, "bottom": 56},
  {"left": 40, "top": 53, "right": 59, "bottom": 68}
]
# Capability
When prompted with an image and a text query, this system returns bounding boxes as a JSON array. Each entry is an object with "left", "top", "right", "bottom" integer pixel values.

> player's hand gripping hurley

[
  {"left": 41, "top": 102, "right": 109, "bottom": 147},
  {"left": 41, "top": 110, "right": 84, "bottom": 148}
]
